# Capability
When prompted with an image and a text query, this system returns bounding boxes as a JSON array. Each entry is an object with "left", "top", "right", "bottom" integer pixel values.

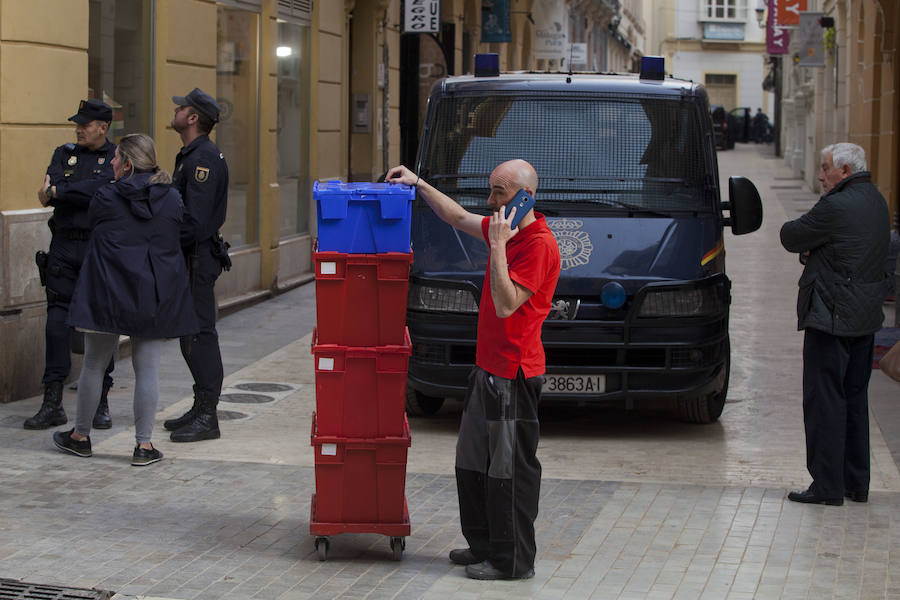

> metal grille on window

[{"left": 422, "top": 92, "right": 709, "bottom": 213}]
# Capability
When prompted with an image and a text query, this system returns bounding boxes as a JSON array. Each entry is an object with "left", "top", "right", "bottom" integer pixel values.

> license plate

[{"left": 542, "top": 374, "right": 605, "bottom": 394}]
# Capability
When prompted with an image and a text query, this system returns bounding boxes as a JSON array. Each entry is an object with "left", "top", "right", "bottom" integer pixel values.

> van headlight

[
  {"left": 408, "top": 283, "right": 479, "bottom": 313},
  {"left": 636, "top": 285, "right": 723, "bottom": 318}
]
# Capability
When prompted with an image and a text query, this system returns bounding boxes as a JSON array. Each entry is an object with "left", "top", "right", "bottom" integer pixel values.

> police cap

[
  {"left": 172, "top": 88, "right": 220, "bottom": 123},
  {"left": 69, "top": 99, "right": 113, "bottom": 125}
]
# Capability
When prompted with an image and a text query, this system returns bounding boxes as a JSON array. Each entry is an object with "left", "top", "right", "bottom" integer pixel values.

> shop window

[
  {"left": 88, "top": 0, "right": 152, "bottom": 140},
  {"left": 276, "top": 20, "right": 311, "bottom": 238},
  {"left": 217, "top": 5, "right": 260, "bottom": 248}
]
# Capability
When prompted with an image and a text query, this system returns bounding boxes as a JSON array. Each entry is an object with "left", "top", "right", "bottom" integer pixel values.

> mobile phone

[{"left": 505, "top": 189, "right": 535, "bottom": 229}]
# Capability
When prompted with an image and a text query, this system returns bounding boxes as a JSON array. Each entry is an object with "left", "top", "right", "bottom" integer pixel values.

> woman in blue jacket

[{"left": 52, "top": 133, "right": 198, "bottom": 466}]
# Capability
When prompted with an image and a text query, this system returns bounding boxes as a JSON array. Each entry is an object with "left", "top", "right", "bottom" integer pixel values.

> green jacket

[{"left": 780, "top": 172, "right": 891, "bottom": 336}]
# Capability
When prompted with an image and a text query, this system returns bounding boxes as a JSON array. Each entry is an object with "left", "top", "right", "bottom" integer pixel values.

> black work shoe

[
  {"left": 92, "top": 384, "right": 112, "bottom": 430},
  {"left": 52, "top": 429, "right": 92, "bottom": 457},
  {"left": 465, "top": 561, "right": 535, "bottom": 580},
  {"left": 131, "top": 445, "right": 163, "bottom": 466},
  {"left": 449, "top": 548, "right": 481, "bottom": 565},
  {"left": 170, "top": 412, "right": 220, "bottom": 443},
  {"left": 845, "top": 490, "right": 869, "bottom": 503},
  {"left": 163, "top": 405, "right": 197, "bottom": 431},
  {"left": 788, "top": 488, "right": 843, "bottom": 506},
  {"left": 24, "top": 383, "right": 66, "bottom": 430}
]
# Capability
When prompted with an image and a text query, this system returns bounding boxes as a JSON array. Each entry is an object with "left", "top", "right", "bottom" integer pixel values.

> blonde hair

[{"left": 117, "top": 133, "right": 172, "bottom": 184}]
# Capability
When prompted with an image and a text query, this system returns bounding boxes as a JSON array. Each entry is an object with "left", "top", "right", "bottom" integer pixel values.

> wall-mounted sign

[
  {"left": 482, "top": 0, "right": 511, "bottom": 43},
  {"left": 796, "top": 12, "right": 825, "bottom": 66},
  {"left": 404, "top": 0, "right": 440, "bottom": 34},
  {"left": 567, "top": 43, "right": 587, "bottom": 65},
  {"left": 704, "top": 22, "right": 745, "bottom": 41},
  {"left": 534, "top": 0, "right": 568, "bottom": 60},
  {"left": 767, "top": 0, "right": 790, "bottom": 54},
  {"left": 777, "top": 0, "right": 807, "bottom": 27}
]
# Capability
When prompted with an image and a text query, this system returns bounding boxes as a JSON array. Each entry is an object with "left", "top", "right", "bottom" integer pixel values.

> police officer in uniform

[
  {"left": 163, "top": 88, "right": 230, "bottom": 443},
  {"left": 26, "top": 99, "right": 117, "bottom": 430}
]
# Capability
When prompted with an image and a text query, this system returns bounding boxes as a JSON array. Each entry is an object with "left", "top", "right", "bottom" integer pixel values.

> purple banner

[{"left": 767, "top": 0, "right": 790, "bottom": 54}]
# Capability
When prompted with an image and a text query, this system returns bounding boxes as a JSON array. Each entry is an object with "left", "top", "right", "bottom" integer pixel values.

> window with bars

[{"left": 701, "top": 0, "right": 748, "bottom": 21}]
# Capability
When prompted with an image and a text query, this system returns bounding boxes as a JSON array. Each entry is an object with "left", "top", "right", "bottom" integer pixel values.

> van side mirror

[{"left": 722, "top": 176, "right": 763, "bottom": 235}]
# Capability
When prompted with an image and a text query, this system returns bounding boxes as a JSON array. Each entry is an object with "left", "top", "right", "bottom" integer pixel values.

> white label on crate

[
  {"left": 318, "top": 357, "right": 335, "bottom": 371},
  {"left": 321, "top": 443, "right": 337, "bottom": 456},
  {"left": 320, "top": 261, "right": 337, "bottom": 275}
]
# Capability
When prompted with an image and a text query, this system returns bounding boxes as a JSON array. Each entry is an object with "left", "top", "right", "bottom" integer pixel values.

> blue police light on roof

[
  {"left": 474, "top": 53, "right": 500, "bottom": 77},
  {"left": 640, "top": 56, "right": 665, "bottom": 81},
  {"left": 601, "top": 282, "right": 627, "bottom": 309}
]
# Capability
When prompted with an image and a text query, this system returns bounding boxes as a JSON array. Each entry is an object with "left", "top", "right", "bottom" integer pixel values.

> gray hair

[
  {"left": 117, "top": 133, "right": 172, "bottom": 185},
  {"left": 822, "top": 143, "right": 867, "bottom": 173}
]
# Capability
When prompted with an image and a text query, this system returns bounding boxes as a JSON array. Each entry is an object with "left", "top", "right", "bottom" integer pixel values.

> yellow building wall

[
  {"left": 314, "top": 0, "right": 349, "bottom": 183},
  {"left": 259, "top": 0, "right": 279, "bottom": 288},
  {"left": 0, "top": 0, "right": 89, "bottom": 212}
]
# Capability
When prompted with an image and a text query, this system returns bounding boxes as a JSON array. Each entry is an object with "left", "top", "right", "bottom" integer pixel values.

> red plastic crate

[
  {"left": 312, "top": 327, "right": 411, "bottom": 437},
  {"left": 311, "top": 412, "right": 410, "bottom": 524},
  {"left": 314, "top": 252, "right": 412, "bottom": 346}
]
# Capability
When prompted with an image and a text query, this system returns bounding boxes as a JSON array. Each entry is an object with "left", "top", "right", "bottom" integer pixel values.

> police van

[{"left": 405, "top": 56, "right": 762, "bottom": 423}]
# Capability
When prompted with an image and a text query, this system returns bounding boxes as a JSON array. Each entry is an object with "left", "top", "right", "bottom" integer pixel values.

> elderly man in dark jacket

[{"left": 780, "top": 142, "right": 891, "bottom": 506}]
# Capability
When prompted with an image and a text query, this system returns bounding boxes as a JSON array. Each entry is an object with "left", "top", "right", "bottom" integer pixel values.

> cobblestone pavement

[{"left": 1, "top": 143, "right": 898, "bottom": 599}]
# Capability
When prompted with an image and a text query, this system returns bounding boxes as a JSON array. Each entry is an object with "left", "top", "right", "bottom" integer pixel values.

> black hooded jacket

[{"left": 67, "top": 172, "right": 198, "bottom": 338}]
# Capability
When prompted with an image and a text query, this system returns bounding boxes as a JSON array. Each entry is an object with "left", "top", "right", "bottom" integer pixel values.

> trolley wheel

[
  {"left": 390, "top": 536, "right": 405, "bottom": 561},
  {"left": 315, "top": 536, "right": 330, "bottom": 561}
]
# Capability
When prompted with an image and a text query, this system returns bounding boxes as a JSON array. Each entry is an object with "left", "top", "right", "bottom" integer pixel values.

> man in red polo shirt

[{"left": 387, "top": 160, "right": 561, "bottom": 580}]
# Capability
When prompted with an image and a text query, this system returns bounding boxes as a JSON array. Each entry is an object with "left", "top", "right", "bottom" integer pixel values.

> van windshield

[{"left": 420, "top": 92, "right": 712, "bottom": 214}]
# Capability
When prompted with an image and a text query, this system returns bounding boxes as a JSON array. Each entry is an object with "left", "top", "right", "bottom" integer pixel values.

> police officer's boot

[
  {"left": 170, "top": 392, "right": 220, "bottom": 443},
  {"left": 24, "top": 382, "right": 67, "bottom": 430},
  {"left": 163, "top": 387, "right": 201, "bottom": 431},
  {"left": 92, "top": 380, "right": 113, "bottom": 429}
]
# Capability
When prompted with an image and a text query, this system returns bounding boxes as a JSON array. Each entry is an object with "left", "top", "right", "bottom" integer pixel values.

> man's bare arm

[{"left": 385, "top": 165, "right": 483, "bottom": 239}]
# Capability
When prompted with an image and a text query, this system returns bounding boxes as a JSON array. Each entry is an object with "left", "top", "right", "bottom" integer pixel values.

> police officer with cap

[
  {"left": 164, "top": 88, "right": 230, "bottom": 443},
  {"left": 26, "top": 99, "right": 117, "bottom": 431}
]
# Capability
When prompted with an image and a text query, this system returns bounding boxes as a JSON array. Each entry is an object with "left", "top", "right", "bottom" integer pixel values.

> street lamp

[{"left": 755, "top": 0, "right": 766, "bottom": 28}]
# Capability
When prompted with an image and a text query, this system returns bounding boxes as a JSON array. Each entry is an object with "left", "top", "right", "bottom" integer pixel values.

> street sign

[{"left": 404, "top": 0, "right": 440, "bottom": 34}]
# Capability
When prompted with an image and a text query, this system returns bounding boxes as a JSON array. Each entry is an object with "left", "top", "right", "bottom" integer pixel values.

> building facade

[
  {"left": 779, "top": 0, "right": 898, "bottom": 219},
  {"left": 653, "top": 0, "right": 770, "bottom": 112},
  {"left": 0, "top": 0, "right": 646, "bottom": 402}
]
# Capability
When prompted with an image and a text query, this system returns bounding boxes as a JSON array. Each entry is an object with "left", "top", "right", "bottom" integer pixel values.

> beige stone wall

[{"left": 817, "top": 0, "right": 898, "bottom": 215}]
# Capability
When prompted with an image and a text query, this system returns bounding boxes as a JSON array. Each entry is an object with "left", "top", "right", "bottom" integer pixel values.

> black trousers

[
  {"left": 180, "top": 245, "right": 223, "bottom": 399},
  {"left": 455, "top": 366, "right": 542, "bottom": 577},
  {"left": 43, "top": 236, "right": 113, "bottom": 387},
  {"left": 802, "top": 328, "right": 874, "bottom": 497}
]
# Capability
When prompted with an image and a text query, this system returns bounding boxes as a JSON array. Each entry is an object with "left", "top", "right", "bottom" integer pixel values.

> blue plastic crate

[{"left": 314, "top": 180, "right": 415, "bottom": 253}]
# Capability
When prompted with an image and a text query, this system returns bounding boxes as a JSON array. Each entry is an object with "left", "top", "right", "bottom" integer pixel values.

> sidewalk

[{"left": 1, "top": 143, "right": 899, "bottom": 600}]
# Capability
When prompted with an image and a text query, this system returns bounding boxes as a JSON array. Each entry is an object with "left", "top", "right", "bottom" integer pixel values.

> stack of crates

[{"left": 309, "top": 180, "right": 415, "bottom": 561}]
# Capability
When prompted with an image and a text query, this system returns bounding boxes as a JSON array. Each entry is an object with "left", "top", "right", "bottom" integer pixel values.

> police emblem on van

[{"left": 548, "top": 218, "right": 593, "bottom": 270}]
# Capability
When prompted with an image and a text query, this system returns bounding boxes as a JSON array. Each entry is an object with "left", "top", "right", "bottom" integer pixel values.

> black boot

[
  {"left": 170, "top": 393, "right": 220, "bottom": 443},
  {"left": 164, "top": 399, "right": 199, "bottom": 431},
  {"left": 24, "top": 382, "right": 67, "bottom": 430},
  {"left": 92, "top": 381, "right": 112, "bottom": 429}
]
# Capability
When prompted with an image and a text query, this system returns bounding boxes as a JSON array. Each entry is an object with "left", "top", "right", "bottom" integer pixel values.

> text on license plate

[{"left": 542, "top": 374, "right": 606, "bottom": 394}]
